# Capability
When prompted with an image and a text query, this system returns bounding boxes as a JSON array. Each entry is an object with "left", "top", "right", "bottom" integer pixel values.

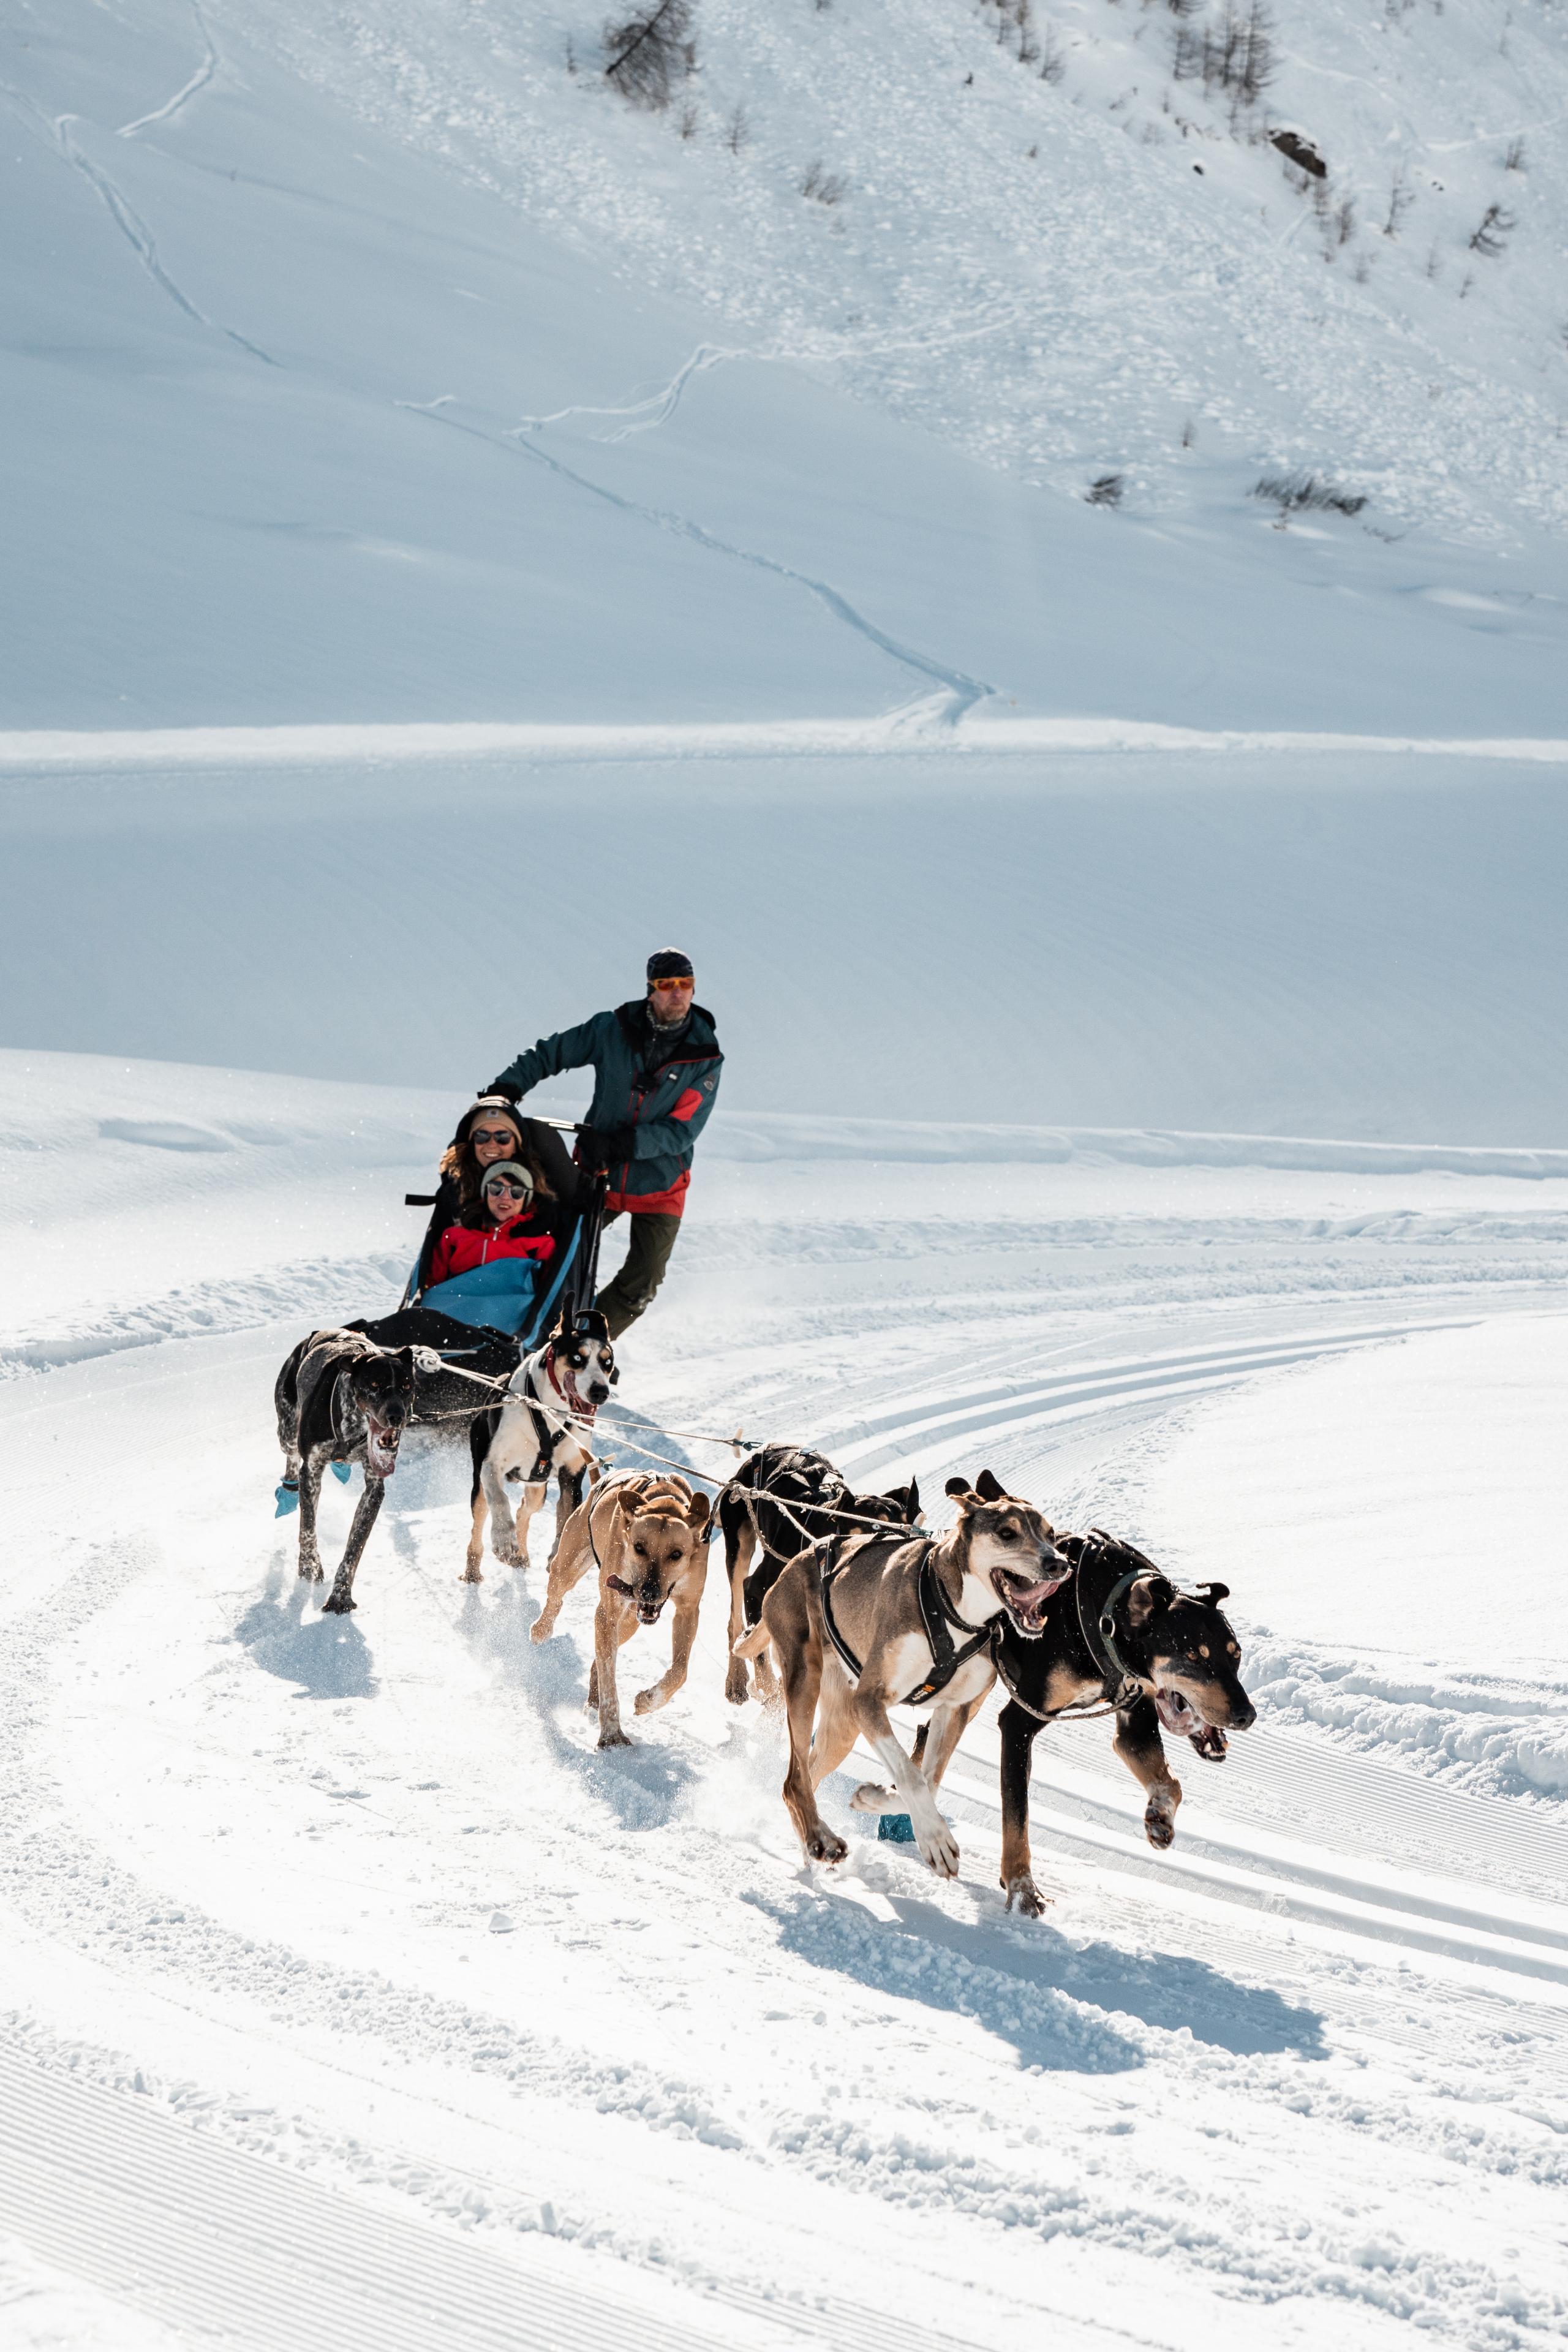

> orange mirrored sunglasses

[{"left": 649, "top": 974, "right": 693, "bottom": 992}]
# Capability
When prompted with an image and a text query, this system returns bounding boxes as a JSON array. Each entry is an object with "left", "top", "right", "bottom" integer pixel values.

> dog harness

[
  {"left": 982, "top": 1535, "right": 1144, "bottom": 1724},
  {"left": 818, "top": 1536, "right": 999, "bottom": 1707},
  {"left": 516, "top": 1344, "right": 599, "bottom": 1485},
  {"left": 1065, "top": 1530, "right": 1238, "bottom": 1712}
]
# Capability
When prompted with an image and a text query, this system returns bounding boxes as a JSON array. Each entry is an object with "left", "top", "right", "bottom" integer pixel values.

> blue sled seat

[
  {"left": 409, "top": 1221, "right": 581, "bottom": 1347},
  {"left": 417, "top": 1256, "right": 540, "bottom": 1335}
]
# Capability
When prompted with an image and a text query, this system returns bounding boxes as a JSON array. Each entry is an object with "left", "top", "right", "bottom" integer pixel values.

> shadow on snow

[
  {"left": 233, "top": 1564, "right": 377, "bottom": 1699},
  {"left": 749, "top": 1867, "right": 1327, "bottom": 2071},
  {"left": 458, "top": 1568, "right": 702, "bottom": 1833}
]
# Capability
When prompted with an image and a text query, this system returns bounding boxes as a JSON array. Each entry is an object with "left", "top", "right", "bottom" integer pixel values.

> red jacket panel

[
  {"left": 606, "top": 1166, "right": 692, "bottom": 1219},
  {"left": 428, "top": 1215, "right": 557, "bottom": 1287}
]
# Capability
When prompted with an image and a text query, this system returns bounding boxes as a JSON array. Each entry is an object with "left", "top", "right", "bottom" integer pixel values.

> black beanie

[{"left": 646, "top": 948, "right": 695, "bottom": 985}]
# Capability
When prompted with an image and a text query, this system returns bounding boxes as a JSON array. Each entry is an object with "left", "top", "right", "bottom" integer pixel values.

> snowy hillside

[
  {"left": 251, "top": 0, "right": 1568, "bottom": 542},
  {"left": 4, "top": 0, "right": 1567, "bottom": 733}
]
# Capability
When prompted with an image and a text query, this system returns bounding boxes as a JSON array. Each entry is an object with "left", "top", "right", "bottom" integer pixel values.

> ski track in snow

[
  {"left": 115, "top": 0, "right": 217, "bottom": 140},
  {"left": 0, "top": 76, "right": 274, "bottom": 367},
  {"left": 396, "top": 397, "right": 995, "bottom": 724}
]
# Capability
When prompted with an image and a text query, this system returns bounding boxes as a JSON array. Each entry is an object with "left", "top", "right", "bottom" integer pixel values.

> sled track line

[
  {"left": 820, "top": 1314, "right": 1476, "bottom": 1480},
  {"left": 799, "top": 1308, "right": 1568, "bottom": 2007},
  {"left": 0, "top": 2038, "right": 736, "bottom": 2352},
  {"left": 935, "top": 1742, "right": 1568, "bottom": 1994},
  {"left": 0, "top": 2039, "right": 1065, "bottom": 2352}
]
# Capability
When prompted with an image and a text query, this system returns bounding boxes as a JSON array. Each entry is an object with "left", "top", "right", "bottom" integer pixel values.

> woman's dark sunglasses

[
  {"left": 473, "top": 1126, "right": 519, "bottom": 1146},
  {"left": 484, "top": 1177, "right": 531, "bottom": 1198}
]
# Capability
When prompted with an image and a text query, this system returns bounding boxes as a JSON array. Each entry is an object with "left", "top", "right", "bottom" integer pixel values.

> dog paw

[
  {"left": 528, "top": 1618, "right": 555, "bottom": 1646},
  {"left": 597, "top": 1726, "right": 633, "bottom": 1750},
  {"left": 321, "top": 1592, "right": 356, "bottom": 1616},
  {"left": 1004, "top": 1873, "right": 1050, "bottom": 1918},
  {"left": 848, "top": 1782, "right": 893, "bottom": 1814},
  {"left": 298, "top": 1558, "right": 324, "bottom": 1583},
  {"left": 490, "top": 1544, "right": 522, "bottom": 1569},
  {"left": 1189, "top": 1725, "right": 1227, "bottom": 1762},
  {"left": 918, "top": 1822, "right": 961, "bottom": 1879},
  {"left": 805, "top": 1827, "right": 848, "bottom": 1865},
  {"left": 1144, "top": 1793, "right": 1178, "bottom": 1849},
  {"left": 460, "top": 1564, "right": 484, "bottom": 1585},
  {"left": 633, "top": 1685, "right": 669, "bottom": 1716},
  {"left": 723, "top": 1664, "right": 751, "bottom": 1706}
]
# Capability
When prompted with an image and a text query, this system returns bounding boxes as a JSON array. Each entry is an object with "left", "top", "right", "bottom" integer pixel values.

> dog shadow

[
  {"left": 459, "top": 1573, "right": 701, "bottom": 1833},
  {"left": 234, "top": 1565, "right": 378, "bottom": 1700},
  {"left": 876, "top": 1890, "right": 1328, "bottom": 2061},
  {"left": 751, "top": 1868, "right": 1327, "bottom": 2071},
  {"left": 750, "top": 1881, "right": 1142, "bottom": 2073}
]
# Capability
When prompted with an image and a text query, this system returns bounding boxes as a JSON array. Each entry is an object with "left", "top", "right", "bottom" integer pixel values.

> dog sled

[{"left": 352, "top": 1117, "right": 609, "bottom": 1427}]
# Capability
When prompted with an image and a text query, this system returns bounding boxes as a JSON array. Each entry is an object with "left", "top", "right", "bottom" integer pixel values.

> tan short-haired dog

[
  {"left": 734, "top": 1469, "right": 1069, "bottom": 1877},
  {"left": 531, "top": 1472, "right": 712, "bottom": 1748}
]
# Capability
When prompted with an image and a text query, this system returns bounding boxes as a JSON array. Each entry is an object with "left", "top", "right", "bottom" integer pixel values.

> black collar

[{"left": 1073, "top": 1531, "right": 1149, "bottom": 1704}]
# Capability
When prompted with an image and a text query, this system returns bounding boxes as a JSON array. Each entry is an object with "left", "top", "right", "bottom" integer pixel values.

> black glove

[
  {"left": 577, "top": 1126, "right": 635, "bottom": 1174},
  {"left": 481, "top": 1078, "right": 522, "bottom": 1104}
]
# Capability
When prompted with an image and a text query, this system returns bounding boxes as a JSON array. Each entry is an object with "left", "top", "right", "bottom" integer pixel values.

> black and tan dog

[
  {"left": 530, "top": 1471, "right": 712, "bottom": 1747},
  {"left": 720, "top": 1445, "right": 922, "bottom": 1706},
  {"left": 465, "top": 1311, "right": 616, "bottom": 1582},
  {"left": 734, "top": 1468, "right": 1069, "bottom": 1876},
  {"left": 274, "top": 1328, "right": 440, "bottom": 1614},
  {"left": 964, "top": 1529, "right": 1256, "bottom": 1916}
]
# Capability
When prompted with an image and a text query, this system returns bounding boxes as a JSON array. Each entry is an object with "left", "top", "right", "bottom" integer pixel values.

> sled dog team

[{"left": 275, "top": 1317, "right": 1255, "bottom": 1913}]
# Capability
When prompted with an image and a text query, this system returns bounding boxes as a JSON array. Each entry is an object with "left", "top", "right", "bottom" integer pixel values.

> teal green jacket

[{"left": 497, "top": 1001, "right": 723, "bottom": 1215}]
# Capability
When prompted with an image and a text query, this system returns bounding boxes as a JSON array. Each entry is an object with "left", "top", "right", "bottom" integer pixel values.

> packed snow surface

[{"left": 1, "top": 1052, "right": 1566, "bottom": 2349}]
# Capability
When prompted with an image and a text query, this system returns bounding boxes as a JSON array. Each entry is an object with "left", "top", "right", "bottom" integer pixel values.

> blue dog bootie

[
  {"left": 331, "top": 1460, "right": 352, "bottom": 1483},
  {"left": 878, "top": 1814, "right": 917, "bottom": 1844},
  {"left": 274, "top": 1479, "right": 299, "bottom": 1518}
]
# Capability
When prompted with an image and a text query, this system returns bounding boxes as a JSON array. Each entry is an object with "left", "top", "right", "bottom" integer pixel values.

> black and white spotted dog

[
  {"left": 275, "top": 1328, "right": 440, "bottom": 1614},
  {"left": 464, "top": 1311, "right": 617, "bottom": 1583}
]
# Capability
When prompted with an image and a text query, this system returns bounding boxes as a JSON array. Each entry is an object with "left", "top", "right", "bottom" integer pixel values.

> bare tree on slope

[{"left": 604, "top": 0, "right": 697, "bottom": 110}]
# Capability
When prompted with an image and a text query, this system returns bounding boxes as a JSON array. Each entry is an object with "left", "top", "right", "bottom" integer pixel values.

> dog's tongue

[{"left": 1009, "top": 1567, "right": 1071, "bottom": 1613}]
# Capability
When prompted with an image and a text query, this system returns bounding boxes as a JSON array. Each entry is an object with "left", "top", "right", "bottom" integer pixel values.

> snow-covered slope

[
  {"left": 251, "top": 0, "right": 1568, "bottom": 543},
  {"left": 4, "top": 0, "right": 1566, "bottom": 733}
]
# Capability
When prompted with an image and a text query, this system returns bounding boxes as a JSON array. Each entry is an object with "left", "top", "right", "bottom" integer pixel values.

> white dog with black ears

[{"left": 464, "top": 1310, "right": 617, "bottom": 1581}]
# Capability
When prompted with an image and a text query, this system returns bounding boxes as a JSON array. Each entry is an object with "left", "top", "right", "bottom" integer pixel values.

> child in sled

[{"left": 426, "top": 1161, "right": 559, "bottom": 1287}]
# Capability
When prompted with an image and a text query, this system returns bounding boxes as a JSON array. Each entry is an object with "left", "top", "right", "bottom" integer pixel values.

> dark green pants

[{"left": 595, "top": 1211, "right": 682, "bottom": 1340}]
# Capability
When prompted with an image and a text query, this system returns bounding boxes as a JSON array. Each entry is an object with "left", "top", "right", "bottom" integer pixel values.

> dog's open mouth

[
  {"left": 990, "top": 1564, "right": 1070, "bottom": 1635},
  {"left": 608, "top": 1573, "right": 666, "bottom": 1624},
  {"left": 364, "top": 1416, "right": 401, "bottom": 1479},
  {"left": 1154, "top": 1686, "right": 1202, "bottom": 1734}
]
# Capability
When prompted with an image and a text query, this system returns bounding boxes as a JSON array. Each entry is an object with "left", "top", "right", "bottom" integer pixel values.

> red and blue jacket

[
  {"left": 495, "top": 1001, "right": 723, "bottom": 1217},
  {"left": 426, "top": 1212, "right": 557, "bottom": 1287}
]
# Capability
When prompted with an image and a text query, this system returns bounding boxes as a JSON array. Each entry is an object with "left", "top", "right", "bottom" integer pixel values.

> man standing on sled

[{"left": 484, "top": 949, "right": 722, "bottom": 1340}]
